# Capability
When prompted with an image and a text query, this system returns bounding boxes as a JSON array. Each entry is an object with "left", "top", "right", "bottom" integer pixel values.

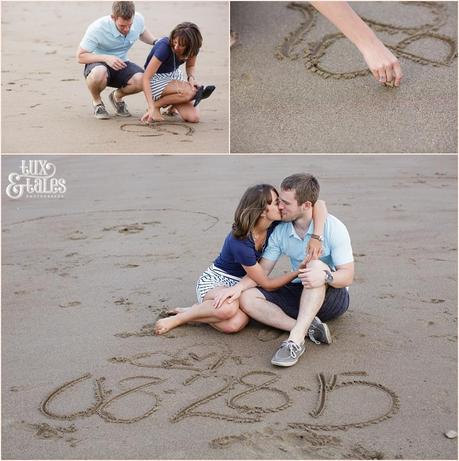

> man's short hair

[
  {"left": 281, "top": 173, "right": 320, "bottom": 205},
  {"left": 112, "top": 1, "right": 135, "bottom": 19}
]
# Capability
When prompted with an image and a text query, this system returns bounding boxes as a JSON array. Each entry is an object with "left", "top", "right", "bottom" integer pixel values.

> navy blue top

[
  {"left": 144, "top": 37, "right": 185, "bottom": 74},
  {"left": 214, "top": 222, "right": 280, "bottom": 278}
]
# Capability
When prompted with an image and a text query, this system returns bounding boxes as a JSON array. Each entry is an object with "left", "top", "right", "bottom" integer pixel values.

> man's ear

[{"left": 301, "top": 201, "right": 313, "bottom": 211}]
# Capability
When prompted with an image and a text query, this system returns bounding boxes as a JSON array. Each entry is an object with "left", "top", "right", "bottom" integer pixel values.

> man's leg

[
  {"left": 86, "top": 65, "right": 108, "bottom": 106},
  {"left": 113, "top": 72, "right": 143, "bottom": 100},
  {"left": 239, "top": 288, "right": 297, "bottom": 331}
]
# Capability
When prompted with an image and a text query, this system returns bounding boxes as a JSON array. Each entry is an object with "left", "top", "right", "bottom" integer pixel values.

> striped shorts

[
  {"left": 150, "top": 68, "right": 184, "bottom": 101},
  {"left": 196, "top": 264, "right": 241, "bottom": 304}
]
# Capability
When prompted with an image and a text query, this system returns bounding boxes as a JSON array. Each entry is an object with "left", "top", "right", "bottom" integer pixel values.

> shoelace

[{"left": 280, "top": 340, "right": 302, "bottom": 358}]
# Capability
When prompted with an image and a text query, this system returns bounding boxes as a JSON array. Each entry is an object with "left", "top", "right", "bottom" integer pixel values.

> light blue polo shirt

[
  {"left": 262, "top": 214, "right": 353, "bottom": 283},
  {"left": 80, "top": 13, "right": 145, "bottom": 61}
]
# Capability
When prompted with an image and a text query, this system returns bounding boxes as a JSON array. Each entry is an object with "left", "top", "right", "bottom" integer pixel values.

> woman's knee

[
  {"left": 182, "top": 111, "right": 200, "bottom": 123},
  {"left": 218, "top": 313, "right": 250, "bottom": 334},
  {"left": 214, "top": 300, "right": 239, "bottom": 320}
]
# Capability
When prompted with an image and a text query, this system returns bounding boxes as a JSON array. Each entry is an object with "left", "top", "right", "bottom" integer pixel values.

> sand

[
  {"left": 1, "top": 154, "right": 457, "bottom": 459},
  {"left": 1, "top": 2, "right": 229, "bottom": 153},
  {"left": 230, "top": 1, "right": 458, "bottom": 153}
]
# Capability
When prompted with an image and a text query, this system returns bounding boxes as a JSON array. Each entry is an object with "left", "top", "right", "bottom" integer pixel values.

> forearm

[
  {"left": 328, "top": 268, "right": 353, "bottom": 288},
  {"left": 139, "top": 29, "right": 156, "bottom": 46},
  {"left": 77, "top": 52, "right": 109, "bottom": 65},
  {"left": 142, "top": 73, "right": 155, "bottom": 109},
  {"left": 186, "top": 63, "right": 197, "bottom": 80},
  {"left": 310, "top": 1, "right": 377, "bottom": 51},
  {"left": 260, "top": 271, "right": 299, "bottom": 291},
  {"left": 312, "top": 199, "right": 327, "bottom": 236}
]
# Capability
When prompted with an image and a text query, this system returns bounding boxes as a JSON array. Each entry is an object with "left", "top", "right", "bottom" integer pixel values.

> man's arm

[
  {"left": 139, "top": 28, "right": 156, "bottom": 45},
  {"left": 76, "top": 47, "right": 126, "bottom": 70},
  {"left": 298, "top": 261, "right": 354, "bottom": 289}
]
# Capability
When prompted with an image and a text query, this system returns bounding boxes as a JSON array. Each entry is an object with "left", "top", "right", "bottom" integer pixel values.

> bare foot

[
  {"left": 162, "top": 105, "right": 179, "bottom": 117},
  {"left": 230, "top": 30, "right": 240, "bottom": 48},
  {"left": 154, "top": 317, "right": 181, "bottom": 335},
  {"left": 167, "top": 307, "right": 190, "bottom": 316}
]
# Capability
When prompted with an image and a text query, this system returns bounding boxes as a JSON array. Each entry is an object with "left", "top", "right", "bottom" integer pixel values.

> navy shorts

[
  {"left": 83, "top": 61, "right": 144, "bottom": 88},
  {"left": 258, "top": 283, "right": 349, "bottom": 322}
]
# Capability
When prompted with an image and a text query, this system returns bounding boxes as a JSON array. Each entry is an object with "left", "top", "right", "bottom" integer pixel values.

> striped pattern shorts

[
  {"left": 150, "top": 68, "right": 184, "bottom": 101},
  {"left": 195, "top": 264, "right": 241, "bottom": 304}
]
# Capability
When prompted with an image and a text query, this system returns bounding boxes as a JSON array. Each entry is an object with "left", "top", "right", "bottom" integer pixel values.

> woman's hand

[
  {"left": 359, "top": 37, "right": 403, "bottom": 86},
  {"left": 141, "top": 108, "right": 155, "bottom": 123},
  {"left": 303, "top": 238, "right": 323, "bottom": 265},
  {"left": 213, "top": 285, "right": 242, "bottom": 309}
]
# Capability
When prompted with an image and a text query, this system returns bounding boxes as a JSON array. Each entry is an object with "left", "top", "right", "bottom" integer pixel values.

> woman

[
  {"left": 154, "top": 184, "right": 326, "bottom": 335},
  {"left": 141, "top": 22, "right": 213, "bottom": 123}
]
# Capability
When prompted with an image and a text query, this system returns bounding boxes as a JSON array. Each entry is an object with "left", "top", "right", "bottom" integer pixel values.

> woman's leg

[
  {"left": 174, "top": 101, "right": 200, "bottom": 123},
  {"left": 154, "top": 288, "right": 241, "bottom": 335},
  {"left": 152, "top": 81, "right": 197, "bottom": 121}
]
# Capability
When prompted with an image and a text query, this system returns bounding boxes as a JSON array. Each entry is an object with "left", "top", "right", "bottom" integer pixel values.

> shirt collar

[{"left": 288, "top": 221, "right": 315, "bottom": 239}]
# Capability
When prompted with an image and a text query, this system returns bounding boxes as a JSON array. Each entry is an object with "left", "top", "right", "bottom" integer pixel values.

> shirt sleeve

[
  {"left": 328, "top": 220, "right": 354, "bottom": 266},
  {"left": 262, "top": 226, "right": 283, "bottom": 262},
  {"left": 153, "top": 39, "right": 171, "bottom": 62},
  {"left": 230, "top": 239, "right": 258, "bottom": 267},
  {"left": 80, "top": 23, "right": 99, "bottom": 52}
]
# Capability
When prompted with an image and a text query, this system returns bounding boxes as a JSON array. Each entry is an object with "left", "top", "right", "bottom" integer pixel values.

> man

[
  {"left": 76, "top": 2, "right": 156, "bottom": 119},
  {"left": 236, "top": 173, "right": 354, "bottom": 367}
]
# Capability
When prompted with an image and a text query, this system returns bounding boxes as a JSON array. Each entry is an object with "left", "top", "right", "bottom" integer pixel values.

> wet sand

[
  {"left": 231, "top": 1, "right": 458, "bottom": 153},
  {"left": 2, "top": 155, "right": 457, "bottom": 459},
  {"left": 1, "top": 2, "right": 229, "bottom": 153}
]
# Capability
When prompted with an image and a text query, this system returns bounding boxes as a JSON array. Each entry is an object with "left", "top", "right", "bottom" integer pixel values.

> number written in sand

[
  {"left": 41, "top": 373, "right": 163, "bottom": 424},
  {"left": 289, "top": 371, "right": 400, "bottom": 431},
  {"left": 171, "top": 371, "right": 292, "bottom": 424}
]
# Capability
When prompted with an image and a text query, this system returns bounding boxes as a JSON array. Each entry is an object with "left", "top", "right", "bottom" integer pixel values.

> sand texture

[
  {"left": 1, "top": 155, "right": 457, "bottom": 459},
  {"left": 1, "top": 2, "right": 229, "bottom": 153},
  {"left": 231, "top": 1, "right": 458, "bottom": 153}
]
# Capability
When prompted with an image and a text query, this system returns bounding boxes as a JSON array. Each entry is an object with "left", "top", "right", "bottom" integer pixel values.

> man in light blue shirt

[
  {"left": 237, "top": 173, "right": 355, "bottom": 367},
  {"left": 76, "top": 2, "right": 156, "bottom": 119}
]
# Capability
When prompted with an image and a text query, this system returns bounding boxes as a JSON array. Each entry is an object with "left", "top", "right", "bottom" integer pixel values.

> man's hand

[
  {"left": 213, "top": 285, "right": 242, "bottom": 308},
  {"left": 298, "top": 266, "right": 326, "bottom": 289},
  {"left": 105, "top": 56, "right": 127, "bottom": 70}
]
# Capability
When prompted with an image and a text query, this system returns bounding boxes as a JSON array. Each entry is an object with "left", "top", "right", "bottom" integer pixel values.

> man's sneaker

[
  {"left": 109, "top": 90, "right": 131, "bottom": 117},
  {"left": 271, "top": 340, "right": 305, "bottom": 367},
  {"left": 94, "top": 103, "right": 110, "bottom": 119},
  {"left": 308, "top": 316, "right": 332, "bottom": 345}
]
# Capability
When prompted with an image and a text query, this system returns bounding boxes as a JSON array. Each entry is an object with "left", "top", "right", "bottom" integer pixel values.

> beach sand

[
  {"left": 1, "top": 154, "right": 457, "bottom": 459},
  {"left": 230, "top": 1, "right": 458, "bottom": 153},
  {"left": 1, "top": 2, "right": 229, "bottom": 153}
]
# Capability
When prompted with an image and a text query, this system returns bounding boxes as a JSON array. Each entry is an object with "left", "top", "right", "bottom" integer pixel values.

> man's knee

[
  {"left": 239, "top": 288, "right": 261, "bottom": 314},
  {"left": 127, "top": 72, "right": 144, "bottom": 91},
  {"left": 307, "top": 259, "right": 329, "bottom": 271},
  {"left": 87, "top": 66, "right": 108, "bottom": 86}
]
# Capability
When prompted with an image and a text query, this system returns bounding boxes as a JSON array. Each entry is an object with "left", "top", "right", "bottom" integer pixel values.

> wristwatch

[
  {"left": 310, "top": 234, "right": 324, "bottom": 242},
  {"left": 324, "top": 270, "right": 334, "bottom": 285}
]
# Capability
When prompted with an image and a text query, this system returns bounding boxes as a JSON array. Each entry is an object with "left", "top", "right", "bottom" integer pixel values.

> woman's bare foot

[
  {"left": 154, "top": 316, "right": 181, "bottom": 335},
  {"left": 167, "top": 307, "right": 191, "bottom": 315},
  {"left": 162, "top": 105, "right": 180, "bottom": 117},
  {"left": 230, "top": 30, "right": 240, "bottom": 48}
]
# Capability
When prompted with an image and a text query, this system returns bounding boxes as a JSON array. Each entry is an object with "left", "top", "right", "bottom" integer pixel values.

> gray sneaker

[
  {"left": 94, "top": 103, "right": 110, "bottom": 119},
  {"left": 271, "top": 340, "right": 305, "bottom": 367},
  {"left": 308, "top": 316, "right": 332, "bottom": 345},
  {"left": 109, "top": 90, "right": 131, "bottom": 117}
]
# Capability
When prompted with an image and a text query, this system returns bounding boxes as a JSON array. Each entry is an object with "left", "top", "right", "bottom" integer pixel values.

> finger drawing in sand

[
  {"left": 141, "top": 22, "right": 215, "bottom": 123},
  {"left": 77, "top": 2, "right": 156, "bottom": 119},
  {"left": 154, "top": 180, "right": 328, "bottom": 337}
]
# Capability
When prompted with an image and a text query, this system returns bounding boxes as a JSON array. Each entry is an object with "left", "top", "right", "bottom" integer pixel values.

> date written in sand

[{"left": 39, "top": 349, "right": 400, "bottom": 433}]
